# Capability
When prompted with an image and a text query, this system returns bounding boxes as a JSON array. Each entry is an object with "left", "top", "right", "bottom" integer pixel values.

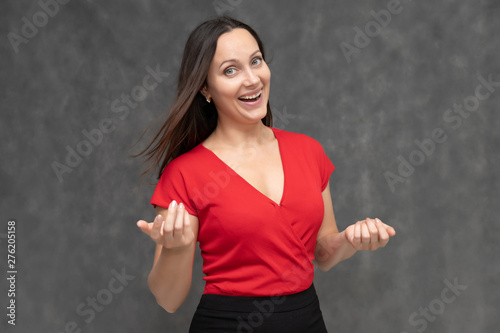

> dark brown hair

[{"left": 131, "top": 16, "right": 273, "bottom": 183}]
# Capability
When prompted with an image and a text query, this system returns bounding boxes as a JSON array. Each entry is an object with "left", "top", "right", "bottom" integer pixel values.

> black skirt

[{"left": 189, "top": 282, "right": 328, "bottom": 333}]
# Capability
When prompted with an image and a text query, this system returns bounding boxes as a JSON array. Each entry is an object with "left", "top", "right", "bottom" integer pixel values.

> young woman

[{"left": 135, "top": 16, "right": 396, "bottom": 332}]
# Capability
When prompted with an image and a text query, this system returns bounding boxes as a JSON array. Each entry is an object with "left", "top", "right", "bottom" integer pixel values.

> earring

[{"left": 206, "top": 97, "right": 211, "bottom": 103}]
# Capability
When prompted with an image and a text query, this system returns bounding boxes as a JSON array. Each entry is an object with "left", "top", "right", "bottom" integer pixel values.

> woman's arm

[
  {"left": 137, "top": 201, "right": 199, "bottom": 313},
  {"left": 314, "top": 182, "right": 356, "bottom": 272},
  {"left": 313, "top": 182, "right": 395, "bottom": 272}
]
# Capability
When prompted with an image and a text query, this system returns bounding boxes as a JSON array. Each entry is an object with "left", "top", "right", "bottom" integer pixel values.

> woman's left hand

[{"left": 345, "top": 218, "right": 396, "bottom": 251}]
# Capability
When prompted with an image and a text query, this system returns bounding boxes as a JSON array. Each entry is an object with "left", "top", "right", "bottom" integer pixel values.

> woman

[{"left": 135, "top": 16, "right": 396, "bottom": 332}]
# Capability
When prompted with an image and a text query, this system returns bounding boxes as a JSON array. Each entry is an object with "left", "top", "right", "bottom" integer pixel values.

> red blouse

[{"left": 150, "top": 126, "right": 335, "bottom": 297}]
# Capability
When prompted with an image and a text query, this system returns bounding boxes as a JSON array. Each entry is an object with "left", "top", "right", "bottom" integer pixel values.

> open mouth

[{"left": 238, "top": 89, "right": 263, "bottom": 103}]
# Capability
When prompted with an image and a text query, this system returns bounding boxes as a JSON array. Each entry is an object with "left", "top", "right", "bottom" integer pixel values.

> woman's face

[{"left": 202, "top": 28, "right": 271, "bottom": 125}]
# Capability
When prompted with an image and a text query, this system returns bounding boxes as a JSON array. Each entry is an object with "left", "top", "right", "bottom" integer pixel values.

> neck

[{"left": 209, "top": 121, "right": 273, "bottom": 150}]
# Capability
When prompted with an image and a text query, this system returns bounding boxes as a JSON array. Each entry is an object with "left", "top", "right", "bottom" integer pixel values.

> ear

[{"left": 200, "top": 85, "right": 209, "bottom": 99}]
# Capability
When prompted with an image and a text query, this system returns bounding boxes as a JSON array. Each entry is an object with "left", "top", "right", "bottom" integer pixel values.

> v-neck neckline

[{"left": 199, "top": 126, "right": 285, "bottom": 207}]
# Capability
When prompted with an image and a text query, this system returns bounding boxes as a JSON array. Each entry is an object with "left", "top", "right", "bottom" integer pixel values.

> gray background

[{"left": 1, "top": 0, "right": 499, "bottom": 332}]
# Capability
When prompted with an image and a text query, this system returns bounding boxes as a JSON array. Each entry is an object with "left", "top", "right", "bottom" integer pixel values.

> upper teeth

[{"left": 240, "top": 90, "right": 262, "bottom": 99}]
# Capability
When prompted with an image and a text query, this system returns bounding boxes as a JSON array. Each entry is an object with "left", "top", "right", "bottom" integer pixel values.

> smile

[{"left": 238, "top": 88, "right": 263, "bottom": 102}]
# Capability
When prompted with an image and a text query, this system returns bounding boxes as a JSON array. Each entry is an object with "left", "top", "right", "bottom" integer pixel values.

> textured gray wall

[{"left": 1, "top": 0, "right": 499, "bottom": 332}]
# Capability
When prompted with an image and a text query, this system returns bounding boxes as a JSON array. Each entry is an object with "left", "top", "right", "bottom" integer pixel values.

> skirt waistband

[{"left": 196, "top": 283, "right": 319, "bottom": 313}]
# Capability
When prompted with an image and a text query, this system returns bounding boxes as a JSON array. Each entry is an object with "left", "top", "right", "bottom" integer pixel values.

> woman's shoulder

[
  {"left": 161, "top": 143, "right": 207, "bottom": 174},
  {"left": 272, "top": 126, "right": 324, "bottom": 150}
]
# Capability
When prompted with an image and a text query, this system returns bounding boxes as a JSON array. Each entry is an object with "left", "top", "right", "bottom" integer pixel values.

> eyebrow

[{"left": 219, "top": 50, "right": 261, "bottom": 69}]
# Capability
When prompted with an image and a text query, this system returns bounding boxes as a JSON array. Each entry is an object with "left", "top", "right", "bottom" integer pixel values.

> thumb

[
  {"left": 385, "top": 225, "right": 396, "bottom": 236},
  {"left": 344, "top": 225, "right": 355, "bottom": 243},
  {"left": 136, "top": 220, "right": 152, "bottom": 235}
]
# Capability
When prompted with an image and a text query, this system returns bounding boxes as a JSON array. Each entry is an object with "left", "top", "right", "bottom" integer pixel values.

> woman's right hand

[{"left": 136, "top": 200, "right": 195, "bottom": 250}]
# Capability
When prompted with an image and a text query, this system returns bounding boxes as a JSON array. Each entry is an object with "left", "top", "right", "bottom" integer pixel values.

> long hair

[{"left": 131, "top": 16, "right": 273, "bottom": 183}]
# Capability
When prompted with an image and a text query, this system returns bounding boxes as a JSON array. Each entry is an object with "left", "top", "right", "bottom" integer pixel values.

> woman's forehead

[{"left": 212, "top": 28, "right": 260, "bottom": 63}]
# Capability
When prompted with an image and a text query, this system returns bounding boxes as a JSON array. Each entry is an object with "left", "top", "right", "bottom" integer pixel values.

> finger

[
  {"left": 386, "top": 225, "right": 396, "bottom": 236},
  {"left": 366, "top": 219, "right": 378, "bottom": 245},
  {"left": 136, "top": 220, "right": 153, "bottom": 235},
  {"left": 150, "top": 214, "right": 163, "bottom": 240},
  {"left": 354, "top": 222, "right": 361, "bottom": 246},
  {"left": 375, "top": 218, "right": 396, "bottom": 236},
  {"left": 375, "top": 221, "right": 390, "bottom": 247},
  {"left": 173, "top": 203, "right": 185, "bottom": 239},
  {"left": 361, "top": 221, "right": 371, "bottom": 246},
  {"left": 163, "top": 200, "right": 178, "bottom": 244},
  {"left": 344, "top": 225, "right": 354, "bottom": 246}
]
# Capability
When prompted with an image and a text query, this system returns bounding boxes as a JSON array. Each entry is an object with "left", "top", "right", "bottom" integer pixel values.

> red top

[{"left": 150, "top": 127, "right": 335, "bottom": 297}]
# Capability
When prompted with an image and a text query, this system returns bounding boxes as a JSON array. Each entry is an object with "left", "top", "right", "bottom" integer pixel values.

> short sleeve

[
  {"left": 150, "top": 161, "right": 198, "bottom": 217},
  {"left": 315, "top": 140, "right": 335, "bottom": 192}
]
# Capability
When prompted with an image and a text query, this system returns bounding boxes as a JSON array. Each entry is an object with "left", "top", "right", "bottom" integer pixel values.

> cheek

[
  {"left": 211, "top": 79, "right": 240, "bottom": 99},
  {"left": 261, "top": 63, "right": 271, "bottom": 83}
]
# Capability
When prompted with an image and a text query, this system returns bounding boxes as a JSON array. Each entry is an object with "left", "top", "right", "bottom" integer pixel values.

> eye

[
  {"left": 224, "top": 67, "right": 236, "bottom": 76},
  {"left": 252, "top": 57, "right": 263, "bottom": 66}
]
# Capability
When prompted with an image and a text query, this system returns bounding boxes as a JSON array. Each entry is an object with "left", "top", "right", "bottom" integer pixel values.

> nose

[{"left": 243, "top": 68, "right": 260, "bottom": 87}]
